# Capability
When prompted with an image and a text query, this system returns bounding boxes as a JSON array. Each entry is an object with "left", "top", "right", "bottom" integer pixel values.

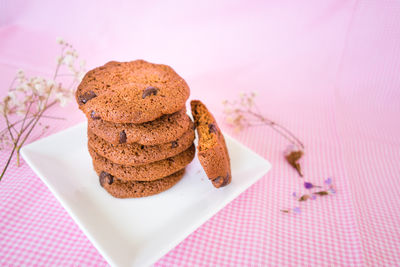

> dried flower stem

[
  {"left": 14, "top": 59, "right": 62, "bottom": 156},
  {"left": 0, "top": 114, "right": 64, "bottom": 136},
  {"left": 0, "top": 38, "right": 85, "bottom": 181},
  {"left": 1, "top": 100, "right": 58, "bottom": 178},
  {"left": 237, "top": 107, "right": 304, "bottom": 149},
  {"left": 223, "top": 92, "right": 305, "bottom": 176}
]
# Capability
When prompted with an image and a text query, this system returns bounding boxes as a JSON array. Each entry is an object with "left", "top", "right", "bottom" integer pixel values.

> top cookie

[
  {"left": 76, "top": 60, "right": 190, "bottom": 123},
  {"left": 191, "top": 100, "right": 231, "bottom": 188}
]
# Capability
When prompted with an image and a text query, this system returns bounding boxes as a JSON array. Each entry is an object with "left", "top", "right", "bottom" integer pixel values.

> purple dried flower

[
  {"left": 293, "top": 207, "right": 301, "bottom": 214},
  {"left": 304, "top": 182, "right": 313, "bottom": 189},
  {"left": 310, "top": 195, "right": 317, "bottom": 200},
  {"left": 292, "top": 192, "right": 297, "bottom": 198},
  {"left": 324, "top": 177, "right": 332, "bottom": 185}
]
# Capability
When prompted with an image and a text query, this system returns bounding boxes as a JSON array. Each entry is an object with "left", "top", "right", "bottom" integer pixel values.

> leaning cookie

[
  {"left": 190, "top": 100, "right": 231, "bottom": 188},
  {"left": 76, "top": 60, "right": 190, "bottom": 123},
  {"left": 97, "top": 169, "right": 185, "bottom": 198},
  {"left": 89, "top": 144, "right": 195, "bottom": 181},
  {"left": 88, "top": 108, "right": 192, "bottom": 145},
  {"left": 87, "top": 124, "right": 195, "bottom": 166}
]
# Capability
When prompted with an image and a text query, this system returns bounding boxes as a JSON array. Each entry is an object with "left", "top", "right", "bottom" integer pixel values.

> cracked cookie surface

[
  {"left": 87, "top": 108, "right": 192, "bottom": 145},
  {"left": 76, "top": 60, "right": 190, "bottom": 123}
]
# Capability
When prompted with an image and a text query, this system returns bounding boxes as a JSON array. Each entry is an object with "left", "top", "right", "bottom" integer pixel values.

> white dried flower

[
  {"left": 16, "top": 69, "right": 25, "bottom": 79},
  {"left": 34, "top": 82, "right": 43, "bottom": 93},
  {"left": 63, "top": 54, "right": 74, "bottom": 66},
  {"left": 15, "top": 82, "right": 29, "bottom": 92},
  {"left": 47, "top": 80, "right": 56, "bottom": 88},
  {"left": 56, "top": 56, "right": 63, "bottom": 64},
  {"left": 7, "top": 91, "right": 18, "bottom": 104},
  {"left": 56, "top": 37, "right": 64, "bottom": 44},
  {"left": 54, "top": 92, "right": 69, "bottom": 107}
]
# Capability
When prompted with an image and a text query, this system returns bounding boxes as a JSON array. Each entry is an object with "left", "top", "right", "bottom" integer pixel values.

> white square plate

[{"left": 21, "top": 122, "right": 271, "bottom": 267}]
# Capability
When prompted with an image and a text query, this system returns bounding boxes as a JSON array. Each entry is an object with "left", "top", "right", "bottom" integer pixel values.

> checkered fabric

[{"left": 1, "top": 0, "right": 400, "bottom": 265}]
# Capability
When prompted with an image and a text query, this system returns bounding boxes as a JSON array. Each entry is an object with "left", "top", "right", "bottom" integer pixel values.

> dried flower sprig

[
  {"left": 223, "top": 92, "right": 305, "bottom": 176},
  {"left": 0, "top": 38, "right": 85, "bottom": 180},
  {"left": 222, "top": 92, "right": 337, "bottom": 215}
]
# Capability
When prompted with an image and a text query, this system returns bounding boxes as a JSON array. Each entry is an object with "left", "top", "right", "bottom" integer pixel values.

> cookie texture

[
  {"left": 87, "top": 125, "right": 195, "bottom": 166},
  {"left": 90, "top": 144, "right": 195, "bottom": 181},
  {"left": 87, "top": 108, "right": 192, "bottom": 145},
  {"left": 76, "top": 60, "right": 190, "bottom": 123},
  {"left": 98, "top": 169, "right": 185, "bottom": 198},
  {"left": 191, "top": 100, "right": 231, "bottom": 188}
]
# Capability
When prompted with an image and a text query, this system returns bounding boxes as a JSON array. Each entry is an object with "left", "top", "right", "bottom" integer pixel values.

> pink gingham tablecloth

[{"left": 1, "top": 0, "right": 400, "bottom": 266}]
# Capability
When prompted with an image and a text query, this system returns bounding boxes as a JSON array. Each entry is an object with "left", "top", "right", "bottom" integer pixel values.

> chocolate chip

[
  {"left": 90, "top": 111, "right": 101, "bottom": 120},
  {"left": 99, "top": 171, "right": 114, "bottom": 186},
  {"left": 167, "top": 158, "right": 175, "bottom": 163},
  {"left": 208, "top": 123, "right": 218, "bottom": 134},
  {"left": 119, "top": 130, "right": 127, "bottom": 144},
  {"left": 220, "top": 173, "right": 231, "bottom": 187},
  {"left": 212, "top": 176, "right": 223, "bottom": 185},
  {"left": 192, "top": 124, "right": 196, "bottom": 130},
  {"left": 171, "top": 141, "right": 178, "bottom": 148},
  {"left": 79, "top": 91, "right": 97, "bottom": 104},
  {"left": 212, "top": 173, "right": 230, "bottom": 188},
  {"left": 142, "top": 86, "right": 159, "bottom": 99}
]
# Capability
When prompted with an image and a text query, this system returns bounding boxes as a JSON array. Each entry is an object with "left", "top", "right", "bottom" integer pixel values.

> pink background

[{"left": 1, "top": 0, "right": 400, "bottom": 265}]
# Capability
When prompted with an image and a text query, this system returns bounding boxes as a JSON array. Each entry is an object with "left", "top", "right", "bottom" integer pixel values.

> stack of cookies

[{"left": 75, "top": 60, "right": 195, "bottom": 198}]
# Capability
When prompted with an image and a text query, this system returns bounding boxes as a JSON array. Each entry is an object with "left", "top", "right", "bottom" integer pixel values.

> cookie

[
  {"left": 97, "top": 169, "right": 185, "bottom": 198},
  {"left": 89, "top": 144, "right": 195, "bottom": 181},
  {"left": 190, "top": 100, "right": 231, "bottom": 188},
  {"left": 87, "top": 125, "right": 195, "bottom": 165},
  {"left": 87, "top": 108, "right": 192, "bottom": 145},
  {"left": 76, "top": 60, "right": 190, "bottom": 123}
]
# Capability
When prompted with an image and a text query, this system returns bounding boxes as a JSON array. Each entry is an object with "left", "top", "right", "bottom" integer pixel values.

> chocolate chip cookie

[
  {"left": 87, "top": 124, "right": 195, "bottom": 166},
  {"left": 89, "top": 144, "right": 195, "bottom": 181},
  {"left": 191, "top": 100, "right": 231, "bottom": 188},
  {"left": 98, "top": 169, "right": 185, "bottom": 198},
  {"left": 87, "top": 108, "right": 192, "bottom": 145},
  {"left": 76, "top": 60, "right": 190, "bottom": 123}
]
